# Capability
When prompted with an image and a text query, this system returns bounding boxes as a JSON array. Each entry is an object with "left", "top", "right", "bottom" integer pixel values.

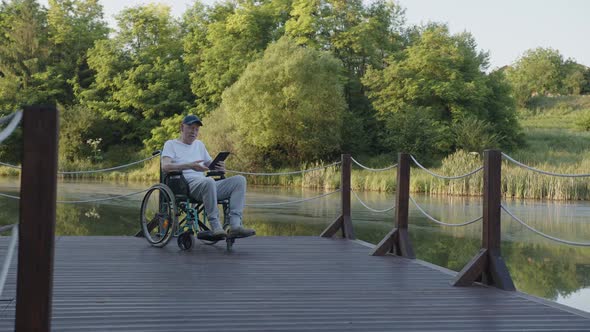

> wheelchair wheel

[
  {"left": 140, "top": 184, "right": 178, "bottom": 247},
  {"left": 177, "top": 231, "right": 194, "bottom": 250}
]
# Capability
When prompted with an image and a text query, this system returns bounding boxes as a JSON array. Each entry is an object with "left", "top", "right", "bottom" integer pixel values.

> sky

[{"left": 37, "top": 0, "right": 590, "bottom": 70}]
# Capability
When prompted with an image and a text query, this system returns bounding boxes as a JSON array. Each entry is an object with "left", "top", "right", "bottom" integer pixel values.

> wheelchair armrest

[{"left": 207, "top": 170, "right": 226, "bottom": 180}]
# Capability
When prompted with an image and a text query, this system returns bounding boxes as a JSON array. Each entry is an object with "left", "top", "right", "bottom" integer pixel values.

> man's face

[{"left": 180, "top": 123, "right": 200, "bottom": 143}]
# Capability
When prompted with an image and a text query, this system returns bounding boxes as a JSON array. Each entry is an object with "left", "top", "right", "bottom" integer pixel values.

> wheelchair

[{"left": 139, "top": 153, "right": 237, "bottom": 251}]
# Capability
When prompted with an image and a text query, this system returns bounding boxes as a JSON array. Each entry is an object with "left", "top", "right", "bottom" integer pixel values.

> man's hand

[
  {"left": 214, "top": 160, "right": 226, "bottom": 171},
  {"left": 189, "top": 160, "right": 209, "bottom": 172}
]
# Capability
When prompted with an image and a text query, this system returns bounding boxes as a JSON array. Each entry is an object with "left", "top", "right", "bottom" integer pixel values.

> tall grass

[
  {"left": 3, "top": 148, "right": 589, "bottom": 200},
  {"left": 411, "top": 151, "right": 590, "bottom": 200},
  {"left": 239, "top": 124, "right": 590, "bottom": 200},
  {"left": 2, "top": 96, "right": 589, "bottom": 200},
  {"left": 242, "top": 161, "right": 341, "bottom": 190},
  {"left": 0, "top": 156, "right": 161, "bottom": 183}
]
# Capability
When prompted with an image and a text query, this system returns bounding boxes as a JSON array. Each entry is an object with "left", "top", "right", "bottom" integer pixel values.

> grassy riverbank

[
  {"left": 1, "top": 96, "right": 589, "bottom": 200},
  {"left": 241, "top": 93, "right": 590, "bottom": 201}
]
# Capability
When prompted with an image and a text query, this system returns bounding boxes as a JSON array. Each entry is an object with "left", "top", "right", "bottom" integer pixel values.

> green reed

[
  {"left": 3, "top": 149, "right": 589, "bottom": 200},
  {"left": 3, "top": 95, "right": 590, "bottom": 200}
]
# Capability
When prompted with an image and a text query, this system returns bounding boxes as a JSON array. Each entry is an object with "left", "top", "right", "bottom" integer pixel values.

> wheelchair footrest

[{"left": 197, "top": 231, "right": 226, "bottom": 241}]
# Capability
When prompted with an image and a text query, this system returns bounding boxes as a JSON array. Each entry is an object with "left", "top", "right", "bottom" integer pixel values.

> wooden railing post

[
  {"left": 452, "top": 149, "right": 514, "bottom": 290},
  {"left": 15, "top": 106, "right": 59, "bottom": 331},
  {"left": 372, "top": 153, "right": 414, "bottom": 257},
  {"left": 321, "top": 154, "right": 354, "bottom": 239}
]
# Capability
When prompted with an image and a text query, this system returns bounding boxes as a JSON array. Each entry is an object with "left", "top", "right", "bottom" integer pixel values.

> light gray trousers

[{"left": 187, "top": 175, "right": 246, "bottom": 230}]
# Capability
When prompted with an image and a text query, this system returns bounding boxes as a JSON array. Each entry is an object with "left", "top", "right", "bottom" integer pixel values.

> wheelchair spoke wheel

[{"left": 140, "top": 184, "right": 178, "bottom": 247}]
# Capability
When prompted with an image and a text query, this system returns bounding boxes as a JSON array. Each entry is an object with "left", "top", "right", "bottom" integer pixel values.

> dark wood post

[
  {"left": 321, "top": 154, "right": 355, "bottom": 239},
  {"left": 372, "top": 153, "right": 414, "bottom": 257},
  {"left": 15, "top": 106, "right": 59, "bottom": 331},
  {"left": 452, "top": 149, "right": 514, "bottom": 290}
]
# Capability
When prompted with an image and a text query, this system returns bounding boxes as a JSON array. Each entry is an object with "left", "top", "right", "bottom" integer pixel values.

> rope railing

[
  {"left": 0, "top": 162, "right": 20, "bottom": 169},
  {"left": 502, "top": 153, "right": 590, "bottom": 177},
  {"left": 0, "top": 188, "right": 339, "bottom": 206},
  {"left": 0, "top": 110, "right": 22, "bottom": 145},
  {"left": 501, "top": 204, "right": 590, "bottom": 247},
  {"left": 351, "top": 190, "right": 395, "bottom": 213},
  {"left": 0, "top": 153, "right": 160, "bottom": 174},
  {"left": 410, "top": 155, "right": 483, "bottom": 180},
  {"left": 0, "top": 224, "right": 18, "bottom": 298},
  {"left": 350, "top": 157, "right": 397, "bottom": 172},
  {"left": 1, "top": 155, "right": 337, "bottom": 176},
  {"left": 0, "top": 223, "right": 16, "bottom": 233},
  {"left": 245, "top": 190, "right": 340, "bottom": 207},
  {"left": 0, "top": 189, "right": 149, "bottom": 204},
  {"left": 0, "top": 112, "right": 18, "bottom": 125},
  {"left": 409, "top": 196, "right": 483, "bottom": 227},
  {"left": 59, "top": 155, "right": 160, "bottom": 175},
  {"left": 226, "top": 161, "right": 341, "bottom": 176}
]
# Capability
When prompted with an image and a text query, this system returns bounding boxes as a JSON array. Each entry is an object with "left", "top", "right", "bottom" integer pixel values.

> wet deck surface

[{"left": 0, "top": 236, "right": 589, "bottom": 331}]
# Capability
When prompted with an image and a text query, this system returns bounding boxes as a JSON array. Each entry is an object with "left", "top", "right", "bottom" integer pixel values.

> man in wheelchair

[{"left": 160, "top": 114, "right": 255, "bottom": 239}]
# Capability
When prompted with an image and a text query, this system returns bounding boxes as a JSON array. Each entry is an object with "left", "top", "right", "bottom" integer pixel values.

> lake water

[{"left": 0, "top": 178, "right": 589, "bottom": 314}]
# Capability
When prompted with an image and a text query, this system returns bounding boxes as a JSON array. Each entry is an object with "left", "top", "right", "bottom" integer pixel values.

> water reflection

[{"left": 0, "top": 180, "right": 589, "bottom": 313}]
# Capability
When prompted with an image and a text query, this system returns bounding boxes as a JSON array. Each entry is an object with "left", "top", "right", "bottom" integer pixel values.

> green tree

[
  {"left": 452, "top": 117, "right": 501, "bottom": 153},
  {"left": 0, "top": 0, "right": 50, "bottom": 163},
  {"left": 508, "top": 47, "right": 563, "bottom": 104},
  {"left": 0, "top": 0, "right": 50, "bottom": 109},
  {"left": 143, "top": 113, "right": 184, "bottom": 154},
  {"left": 561, "top": 60, "right": 587, "bottom": 95},
  {"left": 201, "top": 37, "right": 346, "bottom": 168},
  {"left": 284, "top": 0, "right": 321, "bottom": 47},
  {"left": 582, "top": 67, "right": 590, "bottom": 95},
  {"left": 183, "top": 0, "right": 291, "bottom": 115},
  {"left": 481, "top": 70, "right": 523, "bottom": 150},
  {"left": 285, "top": 0, "right": 406, "bottom": 155},
  {"left": 46, "top": 0, "right": 108, "bottom": 105},
  {"left": 505, "top": 48, "right": 587, "bottom": 106},
  {"left": 363, "top": 24, "right": 521, "bottom": 160},
  {"left": 380, "top": 108, "right": 452, "bottom": 164},
  {"left": 58, "top": 104, "right": 103, "bottom": 164},
  {"left": 81, "top": 3, "right": 193, "bottom": 147}
]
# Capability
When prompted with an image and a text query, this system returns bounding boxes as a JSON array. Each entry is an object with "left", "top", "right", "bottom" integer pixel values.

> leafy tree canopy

[
  {"left": 81, "top": 3, "right": 193, "bottom": 146},
  {"left": 182, "top": 0, "right": 291, "bottom": 115},
  {"left": 201, "top": 37, "right": 346, "bottom": 168},
  {"left": 285, "top": 0, "right": 406, "bottom": 154},
  {"left": 363, "top": 24, "right": 522, "bottom": 161},
  {"left": 0, "top": 0, "right": 50, "bottom": 109},
  {"left": 47, "top": 0, "right": 109, "bottom": 105},
  {"left": 506, "top": 47, "right": 588, "bottom": 106}
]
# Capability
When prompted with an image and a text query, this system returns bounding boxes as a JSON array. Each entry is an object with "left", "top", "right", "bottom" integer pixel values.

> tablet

[{"left": 208, "top": 151, "right": 230, "bottom": 170}]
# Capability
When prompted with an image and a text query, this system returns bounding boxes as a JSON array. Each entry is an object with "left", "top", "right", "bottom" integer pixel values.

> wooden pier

[
  {"left": 0, "top": 236, "right": 588, "bottom": 331},
  {"left": 2, "top": 106, "right": 589, "bottom": 331}
]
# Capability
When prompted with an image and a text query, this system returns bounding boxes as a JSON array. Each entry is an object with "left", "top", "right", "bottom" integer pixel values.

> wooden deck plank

[{"left": 0, "top": 236, "right": 588, "bottom": 331}]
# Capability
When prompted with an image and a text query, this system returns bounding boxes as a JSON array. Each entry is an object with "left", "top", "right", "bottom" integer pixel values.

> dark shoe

[
  {"left": 226, "top": 225, "right": 256, "bottom": 239},
  {"left": 197, "top": 229, "right": 226, "bottom": 241},
  {"left": 212, "top": 228, "right": 227, "bottom": 237}
]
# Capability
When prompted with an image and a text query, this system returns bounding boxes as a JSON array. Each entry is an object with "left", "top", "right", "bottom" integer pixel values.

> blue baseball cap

[{"left": 182, "top": 114, "right": 203, "bottom": 126}]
